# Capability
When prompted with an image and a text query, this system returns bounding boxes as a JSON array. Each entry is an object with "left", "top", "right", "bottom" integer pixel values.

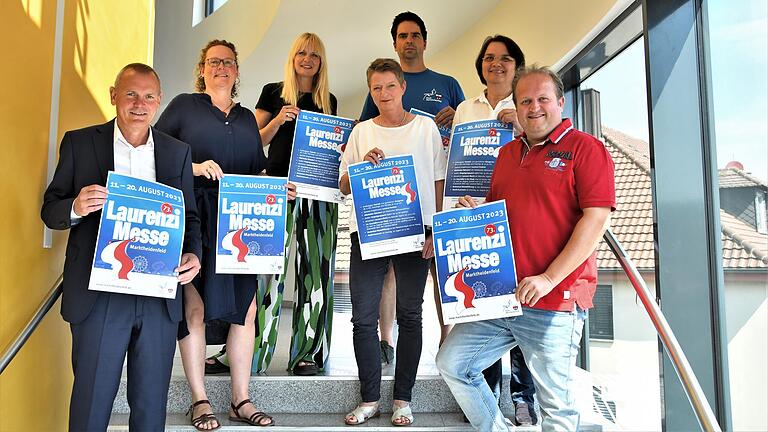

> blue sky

[
  {"left": 708, "top": 0, "right": 767, "bottom": 181},
  {"left": 579, "top": 1, "right": 767, "bottom": 182},
  {"left": 580, "top": 38, "right": 649, "bottom": 143}
]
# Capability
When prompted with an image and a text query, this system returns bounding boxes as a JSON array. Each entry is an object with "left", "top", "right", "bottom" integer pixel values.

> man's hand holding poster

[
  {"left": 433, "top": 200, "right": 521, "bottom": 324},
  {"left": 89, "top": 172, "right": 185, "bottom": 299},
  {"left": 443, "top": 120, "right": 514, "bottom": 210},
  {"left": 288, "top": 110, "right": 353, "bottom": 202},
  {"left": 349, "top": 154, "right": 425, "bottom": 260},
  {"left": 216, "top": 175, "right": 288, "bottom": 274}
]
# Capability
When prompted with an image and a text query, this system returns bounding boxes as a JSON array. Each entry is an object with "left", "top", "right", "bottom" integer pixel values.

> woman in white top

[
  {"left": 339, "top": 58, "right": 447, "bottom": 427},
  {"left": 453, "top": 34, "right": 525, "bottom": 130}
]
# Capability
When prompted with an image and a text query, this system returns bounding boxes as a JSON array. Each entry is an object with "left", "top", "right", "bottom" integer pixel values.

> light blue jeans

[{"left": 436, "top": 306, "right": 586, "bottom": 431}]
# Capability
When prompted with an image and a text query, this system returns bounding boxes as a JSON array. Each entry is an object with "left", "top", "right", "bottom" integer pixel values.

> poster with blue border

[
  {"left": 348, "top": 154, "right": 425, "bottom": 260},
  {"left": 288, "top": 110, "right": 353, "bottom": 203},
  {"left": 88, "top": 172, "right": 185, "bottom": 299},
  {"left": 410, "top": 108, "right": 451, "bottom": 157},
  {"left": 443, "top": 120, "right": 514, "bottom": 210},
  {"left": 432, "top": 200, "right": 521, "bottom": 324},
  {"left": 216, "top": 175, "right": 288, "bottom": 274}
]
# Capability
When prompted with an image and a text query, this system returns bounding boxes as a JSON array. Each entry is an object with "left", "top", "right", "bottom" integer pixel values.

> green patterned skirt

[{"left": 252, "top": 197, "right": 338, "bottom": 373}]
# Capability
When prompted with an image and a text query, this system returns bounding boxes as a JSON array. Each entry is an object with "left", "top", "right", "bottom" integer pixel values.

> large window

[
  {"left": 576, "top": 35, "right": 662, "bottom": 431},
  {"left": 558, "top": 6, "right": 665, "bottom": 423},
  {"left": 707, "top": 1, "right": 768, "bottom": 430}
]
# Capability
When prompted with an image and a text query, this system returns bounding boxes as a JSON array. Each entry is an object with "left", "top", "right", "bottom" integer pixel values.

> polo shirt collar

[
  {"left": 520, "top": 118, "right": 574, "bottom": 147},
  {"left": 473, "top": 91, "right": 515, "bottom": 107}
]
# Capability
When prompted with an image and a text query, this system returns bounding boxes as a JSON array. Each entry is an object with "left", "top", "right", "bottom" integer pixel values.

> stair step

[
  {"left": 108, "top": 412, "right": 542, "bottom": 431},
  {"left": 112, "top": 375, "right": 513, "bottom": 414}
]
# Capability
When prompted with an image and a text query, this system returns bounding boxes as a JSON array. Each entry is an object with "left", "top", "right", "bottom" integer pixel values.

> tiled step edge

[
  {"left": 108, "top": 412, "right": 542, "bottom": 432},
  {"left": 112, "top": 375, "right": 503, "bottom": 414}
]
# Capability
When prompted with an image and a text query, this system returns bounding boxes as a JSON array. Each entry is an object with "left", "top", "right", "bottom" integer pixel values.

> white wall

[{"left": 723, "top": 276, "right": 768, "bottom": 431}]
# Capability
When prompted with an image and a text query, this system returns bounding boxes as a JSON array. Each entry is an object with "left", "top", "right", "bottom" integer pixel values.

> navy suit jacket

[{"left": 41, "top": 120, "right": 202, "bottom": 324}]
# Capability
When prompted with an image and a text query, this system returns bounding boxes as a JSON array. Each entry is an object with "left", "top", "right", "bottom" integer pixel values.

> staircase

[
  {"left": 107, "top": 302, "right": 605, "bottom": 431},
  {"left": 108, "top": 374, "right": 524, "bottom": 431}
]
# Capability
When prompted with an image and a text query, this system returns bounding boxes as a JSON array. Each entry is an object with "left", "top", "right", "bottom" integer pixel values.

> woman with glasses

[
  {"left": 206, "top": 33, "right": 339, "bottom": 377},
  {"left": 453, "top": 34, "right": 524, "bottom": 129},
  {"left": 156, "top": 39, "right": 282, "bottom": 430},
  {"left": 452, "top": 35, "right": 538, "bottom": 427}
]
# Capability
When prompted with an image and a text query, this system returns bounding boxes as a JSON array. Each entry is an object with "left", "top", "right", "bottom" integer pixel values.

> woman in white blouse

[{"left": 453, "top": 35, "right": 525, "bottom": 130}]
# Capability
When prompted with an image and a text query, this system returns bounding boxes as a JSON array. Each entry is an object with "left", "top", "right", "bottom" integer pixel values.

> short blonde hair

[
  {"left": 366, "top": 58, "right": 404, "bottom": 87},
  {"left": 512, "top": 64, "right": 564, "bottom": 104}
]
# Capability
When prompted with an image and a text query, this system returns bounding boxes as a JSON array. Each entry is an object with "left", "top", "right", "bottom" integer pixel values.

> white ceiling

[{"left": 154, "top": 0, "right": 501, "bottom": 116}]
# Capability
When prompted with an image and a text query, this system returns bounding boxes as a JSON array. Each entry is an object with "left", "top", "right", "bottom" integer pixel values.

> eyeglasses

[
  {"left": 482, "top": 55, "right": 515, "bottom": 63},
  {"left": 205, "top": 58, "right": 237, "bottom": 68}
]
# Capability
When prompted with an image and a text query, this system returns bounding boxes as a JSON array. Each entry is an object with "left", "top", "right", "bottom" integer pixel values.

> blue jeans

[
  {"left": 481, "top": 345, "right": 535, "bottom": 405},
  {"left": 436, "top": 306, "right": 586, "bottom": 431}
]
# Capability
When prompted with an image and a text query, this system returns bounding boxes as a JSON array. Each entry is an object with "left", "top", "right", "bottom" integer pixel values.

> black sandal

[
  {"left": 229, "top": 399, "right": 275, "bottom": 427},
  {"left": 205, "top": 348, "right": 230, "bottom": 375},
  {"left": 293, "top": 360, "right": 319, "bottom": 376},
  {"left": 186, "top": 399, "right": 221, "bottom": 431}
]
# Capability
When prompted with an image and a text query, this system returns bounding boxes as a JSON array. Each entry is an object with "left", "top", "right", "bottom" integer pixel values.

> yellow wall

[{"left": 0, "top": 1, "right": 154, "bottom": 430}]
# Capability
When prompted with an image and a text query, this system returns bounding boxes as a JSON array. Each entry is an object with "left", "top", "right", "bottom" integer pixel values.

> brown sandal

[
  {"left": 229, "top": 398, "right": 275, "bottom": 427},
  {"left": 186, "top": 399, "right": 221, "bottom": 431}
]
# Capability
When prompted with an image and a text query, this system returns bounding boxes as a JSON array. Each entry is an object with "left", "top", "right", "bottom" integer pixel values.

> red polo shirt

[{"left": 486, "top": 119, "right": 615, "bottom": 311}]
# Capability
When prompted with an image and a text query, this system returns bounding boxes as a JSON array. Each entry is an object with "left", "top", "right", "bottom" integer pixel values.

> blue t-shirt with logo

[{"left": 360, "top": 69, "right": 465, "bottom": 121}]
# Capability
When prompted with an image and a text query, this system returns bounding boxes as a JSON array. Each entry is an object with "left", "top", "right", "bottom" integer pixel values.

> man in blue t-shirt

[{"left": 360, "top": 11, "right": 465, "bottom": 127}]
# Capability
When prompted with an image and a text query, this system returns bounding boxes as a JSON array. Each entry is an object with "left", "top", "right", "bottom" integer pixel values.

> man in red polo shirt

[{"left": 436, "top": 65, "right": 615, "bottom": 431}]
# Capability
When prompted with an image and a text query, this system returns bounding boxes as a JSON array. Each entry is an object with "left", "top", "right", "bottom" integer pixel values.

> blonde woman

[{"left": 254, "top": 32, "right": 338, "bottom": 376}]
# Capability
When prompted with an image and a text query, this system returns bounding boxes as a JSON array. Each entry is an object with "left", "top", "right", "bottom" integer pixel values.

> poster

[
  {"left": 443, "top": 119, "right": 514, "bottom": 210},
  {"left": 216, "top": 175, "right": 288, "bottom": 274},
  {"left": 348, "top": 154, "right": 425, "bottom": 260},
  {"left": 432, "top": 200, "right": 521, "bottom": 324},
  {"left": 88, "top": 172, "right": 185, "bottom": 299},
  {"left": 288, "top": 110, "right": 353, "bottom": 202},
  {"left": 410, "top": 107, "right": 451, "bottom": 156}
]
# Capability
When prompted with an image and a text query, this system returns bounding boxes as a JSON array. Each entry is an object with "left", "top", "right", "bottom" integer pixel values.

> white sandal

[
  {"left": 391, "top": 404, "right": 414, "bottom": 426},
  {"left": 344, "top": 403, "right": 380, "bottom": 425}
]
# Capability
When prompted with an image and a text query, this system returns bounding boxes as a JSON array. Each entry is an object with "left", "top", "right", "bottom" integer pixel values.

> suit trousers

[{"left": 69, "top": 292, "right": 177, "bottom": 432}]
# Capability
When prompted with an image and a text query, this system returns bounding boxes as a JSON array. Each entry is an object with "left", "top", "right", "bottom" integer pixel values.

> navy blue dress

[{"left": 155, "top": 93, "right": 267, "bottom": 339}]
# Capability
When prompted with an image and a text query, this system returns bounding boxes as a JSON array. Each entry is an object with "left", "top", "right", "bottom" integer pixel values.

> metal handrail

[
  {"left": 0, "top": 275, "right": 63, "bottom": 375},
  {"left": 603, "top": 229, "right": 722, "bottom": 432}
]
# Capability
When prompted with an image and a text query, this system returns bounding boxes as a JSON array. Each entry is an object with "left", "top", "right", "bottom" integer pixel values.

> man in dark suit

[{"left": 41, "top": 63, "right": 202, "bottom": 431}]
